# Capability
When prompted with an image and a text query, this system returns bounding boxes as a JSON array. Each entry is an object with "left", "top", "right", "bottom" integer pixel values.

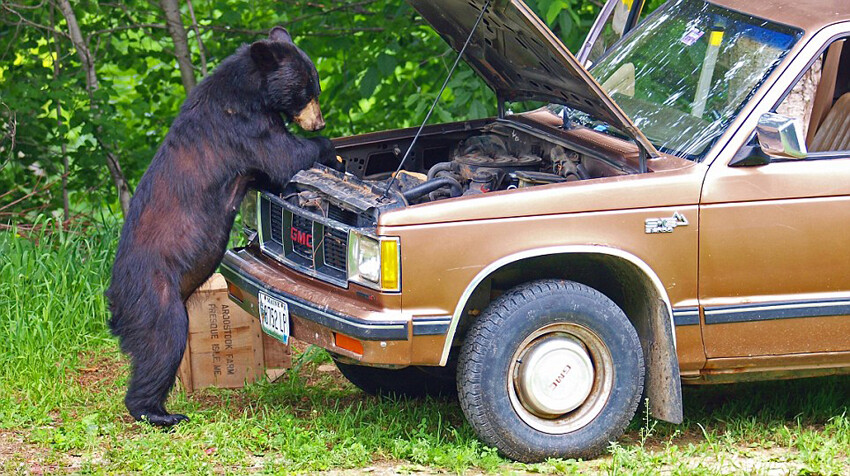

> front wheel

[{"left": 457, "top": 280, "right": 644, "bottom": 462}]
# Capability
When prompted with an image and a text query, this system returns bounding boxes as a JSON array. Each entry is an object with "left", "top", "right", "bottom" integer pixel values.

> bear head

[{"left": 250, "top": 27, "right": 325, "bottom": 131}]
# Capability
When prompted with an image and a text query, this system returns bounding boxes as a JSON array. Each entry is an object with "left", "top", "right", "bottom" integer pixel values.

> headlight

[
  {"left": 351, "top": 233, "right": 380, "bottom": 283},
  {"left": 348, "top": 232, "right": 400, "bottom": 292},
  {"left": 240, "top": 190, "right": 259, "bottom": 233}
]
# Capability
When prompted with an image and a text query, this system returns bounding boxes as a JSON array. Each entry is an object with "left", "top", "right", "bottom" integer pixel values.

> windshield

[{"left": 586, "top": 0, "right": 800, "bottom": 160}]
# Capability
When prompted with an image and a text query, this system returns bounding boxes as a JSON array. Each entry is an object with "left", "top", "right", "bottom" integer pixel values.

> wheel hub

[{"left": 515, "top": 335, "right": 594, "bottom": 418}]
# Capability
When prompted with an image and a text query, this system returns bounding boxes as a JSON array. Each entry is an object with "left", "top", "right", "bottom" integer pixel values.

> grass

[{"left": 1, "top": 221, "right": 849, "bottom": 474}]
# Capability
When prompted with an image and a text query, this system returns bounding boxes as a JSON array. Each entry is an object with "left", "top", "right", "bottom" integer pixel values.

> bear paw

[
  {"left": 314, "top": 137, "right": 342, "bottom": 171},
  {"left": 139, "top": 412, "right": 189, "bottom": 427}
]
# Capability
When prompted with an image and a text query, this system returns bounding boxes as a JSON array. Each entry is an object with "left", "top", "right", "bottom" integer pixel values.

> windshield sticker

[{"left": 680, "top": 26, "right": 704, "bottom": 46}]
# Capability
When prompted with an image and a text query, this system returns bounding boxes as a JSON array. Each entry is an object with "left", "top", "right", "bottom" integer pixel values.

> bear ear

[
  {"left": 250, "top": 41, "right": 280, "bottom": 72},
  {"left": 269, "top": 26, "right": 292, "bottom": 44}
]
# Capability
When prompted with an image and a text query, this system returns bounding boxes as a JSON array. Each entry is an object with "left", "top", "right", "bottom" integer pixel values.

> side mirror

[{"left": 755, "top": 112, "right": 808, "bottom": 159}]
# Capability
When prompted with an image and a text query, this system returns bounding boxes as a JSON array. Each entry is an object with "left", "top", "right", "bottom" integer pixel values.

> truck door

[{"left": 699, "top": 36, "right": 850, "bottom": 364}]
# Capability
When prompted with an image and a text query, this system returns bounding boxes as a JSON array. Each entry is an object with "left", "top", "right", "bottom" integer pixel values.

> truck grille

[
  {"left": 270, "top": 202, "right": 283, "bottom": 242},
  {"left": 328, "top": 206, "right": 357, "bottom": 225},
  {"left": 258, "top": 193, "right": 351, "bottom": 286},
  {"left": 290, "top": 214, "right": 314, "bottom": 259},
  {"left": 323, "top": 227, "right": 348, "bottom": 271}
]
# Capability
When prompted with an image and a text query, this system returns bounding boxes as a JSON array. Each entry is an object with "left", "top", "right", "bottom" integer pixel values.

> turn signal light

[
  {"left": 334, "top": 333, "right": 364, "bottom": 355},
  {"left": 227, "top": 282, "right": 245, "bottom": 303},
  {"left": 380, "top": 239, "right": 400, "bottom": 291}
]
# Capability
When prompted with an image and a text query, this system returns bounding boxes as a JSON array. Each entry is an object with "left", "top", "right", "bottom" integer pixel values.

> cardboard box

[{"left": 177, "top": 273, "right": 290, "bottom": 393}]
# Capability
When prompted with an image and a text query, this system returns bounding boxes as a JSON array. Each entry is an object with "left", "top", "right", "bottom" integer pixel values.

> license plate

[{"left": 259, "top": 292, "right": 290, "bottom": 344}]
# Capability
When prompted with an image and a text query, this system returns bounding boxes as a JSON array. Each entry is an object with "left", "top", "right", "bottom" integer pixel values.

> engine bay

[
  {"left": 280, "top": 120, "right": 637, "bottom": 227},
  {"left": 394, "top": 132, "right": 589, "bottom": 204}
]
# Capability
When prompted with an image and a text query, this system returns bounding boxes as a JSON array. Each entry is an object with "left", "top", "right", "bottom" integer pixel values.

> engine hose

[
  {"left": 576, "top": 164, "right": 590, "bottom": 180},
  {"left": 403, "top": 176, "right": 463, "bottom": 202},
  {"left": 426, "top": 162, "right": 454, "bottom": 180}
]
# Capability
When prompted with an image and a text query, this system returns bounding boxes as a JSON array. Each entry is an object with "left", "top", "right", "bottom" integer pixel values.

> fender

[{"left": 440, "top": 245, "right": 684, "bottom": 424}]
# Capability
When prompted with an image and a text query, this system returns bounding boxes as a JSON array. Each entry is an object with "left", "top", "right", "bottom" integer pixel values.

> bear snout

[{"left": 294, "top": 99, "right": 325, "bottom": 131}]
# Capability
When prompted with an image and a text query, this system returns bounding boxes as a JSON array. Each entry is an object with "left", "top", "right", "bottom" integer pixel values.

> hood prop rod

[{"left": 381, "top": 0, "right": 492, "bottom": 200}]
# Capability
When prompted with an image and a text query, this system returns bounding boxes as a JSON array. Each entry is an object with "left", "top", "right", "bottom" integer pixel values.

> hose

[
  {"left": 402, "top": 176, "right": 463, "bottom": 202},
  {"left": 426, "top": 161, "right": 454, "bottom": 180}
]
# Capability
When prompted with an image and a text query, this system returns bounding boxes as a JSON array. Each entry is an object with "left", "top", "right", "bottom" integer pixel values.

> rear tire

[
  {"left": 333, "top": 357, "right": 457, "bottom": 399},
  {"left": 457, "top": 279, "right": 644, "bottom": 462}
]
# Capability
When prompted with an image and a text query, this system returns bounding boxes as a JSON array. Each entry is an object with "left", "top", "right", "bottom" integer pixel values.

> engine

[
  {"left": 398, "top": 133, "right": 590, "bottom": 204},
  {"left": 282, "top": 124, "right": 626, "bottom": 226}
]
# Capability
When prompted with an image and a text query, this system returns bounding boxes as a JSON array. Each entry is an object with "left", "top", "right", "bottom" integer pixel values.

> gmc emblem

[{"left": 291, "top": 228, "right": 313, "bottom": 248}]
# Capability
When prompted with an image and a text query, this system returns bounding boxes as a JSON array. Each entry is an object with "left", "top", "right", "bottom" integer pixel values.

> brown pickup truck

[{"left": 222, "top": 0, "right": 850, "bottom": 462}]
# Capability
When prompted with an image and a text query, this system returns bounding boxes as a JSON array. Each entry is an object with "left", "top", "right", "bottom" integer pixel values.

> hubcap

[
  {"left": 515, "top": 335, "right": 594, "bottom": 417},
  {"left": 508, "top": 323, "right": 614, "bottom": 434}
]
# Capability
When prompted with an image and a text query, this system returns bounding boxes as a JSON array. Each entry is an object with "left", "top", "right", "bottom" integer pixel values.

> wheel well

[{"left": 453, "top": 252, "right": 683, "bottom": 424}]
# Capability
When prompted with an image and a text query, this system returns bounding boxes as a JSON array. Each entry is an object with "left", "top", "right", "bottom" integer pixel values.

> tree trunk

[
  {"left": 56, "top": 0, "right": 133, "bottom": 216},
  {"left": 160, "top": 0, "right": 197, "bottom": 93},
  {"left": 776, "top": 59, "right": 821, "bottom": 139},
  {"left": 186, "top": 0, "right": 208, "bottom": 78},
  {"left": 50, "top": 6, "right": 70, "bottom": 222}
]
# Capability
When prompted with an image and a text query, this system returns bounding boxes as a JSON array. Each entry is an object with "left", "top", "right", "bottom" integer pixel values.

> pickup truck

[{"left": 222, "top": 0, "right": 850, "bottom": 461}]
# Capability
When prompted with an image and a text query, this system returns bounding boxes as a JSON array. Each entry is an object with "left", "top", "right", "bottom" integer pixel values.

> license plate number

[{"left": 259, "top": 292, "right": 290, "bottom": 344}]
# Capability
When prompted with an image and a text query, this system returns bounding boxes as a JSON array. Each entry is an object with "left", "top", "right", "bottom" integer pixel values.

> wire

[{"left": 380, "top": 0, "right": 492, "bottom": 200}]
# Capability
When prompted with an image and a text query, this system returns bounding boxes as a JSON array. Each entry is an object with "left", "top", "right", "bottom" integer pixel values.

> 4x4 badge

[{"left": 645, "top": 212, "right": 689, "bottom": 234}]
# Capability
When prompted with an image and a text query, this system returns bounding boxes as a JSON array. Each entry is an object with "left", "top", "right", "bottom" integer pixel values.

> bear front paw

[{"left": 314, "top": 137, "right": 344, "bottom": 172}]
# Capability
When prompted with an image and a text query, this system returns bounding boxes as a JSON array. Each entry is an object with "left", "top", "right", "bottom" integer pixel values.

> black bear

[{"left": 106, "top": 27, "right": 335, "bottom": 426}]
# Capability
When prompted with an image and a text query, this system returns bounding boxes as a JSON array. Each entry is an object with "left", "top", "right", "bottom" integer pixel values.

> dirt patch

[
  {"left": 300, "top": 362, "right": 347, "bottom": 389},
  {"left": 620, "top": 426, "right": 706, "bottom": 451},
  {"left": 654, "top": 446, "right": 809, "bottom": 475},
  {"left": 184, "top": 387, "right": 260, "bottom": 420},
  {"left": 0, "top": 430, "right": 65, "bottom": 474},
  {"left": 709, "top": 448, "right": 806, "bottom": 475},
  {"left": 69, "top": 350, "right": 125, "bottom": 389},
  {"left": 323, "top": 462, "right": 468, "bottom": 475}
]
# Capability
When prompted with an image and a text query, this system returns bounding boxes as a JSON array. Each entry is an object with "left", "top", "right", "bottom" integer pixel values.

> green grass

[
  {"left": 0, "top": 220, "right": 116, "bottom": 427},
  {"left": 1, "top": 222, "right": 848, "bottom": 474}
]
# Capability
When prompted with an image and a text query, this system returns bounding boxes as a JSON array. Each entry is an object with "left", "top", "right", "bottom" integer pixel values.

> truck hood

[{"left": 408, "top": 0, "right": 659, "bottom": 157}]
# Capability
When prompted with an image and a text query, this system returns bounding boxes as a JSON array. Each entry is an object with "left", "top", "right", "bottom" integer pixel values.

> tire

[
  {"left": 457, "top": 279, "right": 644, "bottom": 462},
  {"left": 333, "top": 357, "right": 457, "bottom": 399}
]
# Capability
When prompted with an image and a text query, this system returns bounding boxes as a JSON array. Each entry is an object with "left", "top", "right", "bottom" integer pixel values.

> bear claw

[{"left": 140, "top": 413, "right": 189, "bottom": 427}]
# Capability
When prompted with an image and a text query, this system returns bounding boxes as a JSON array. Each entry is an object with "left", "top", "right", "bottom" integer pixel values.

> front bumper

[{"left": 220, "top": 247, "right": 451, "bottom": 365}]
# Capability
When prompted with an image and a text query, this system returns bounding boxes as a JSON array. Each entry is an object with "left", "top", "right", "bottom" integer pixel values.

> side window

[{"left": 775, "top": 38, "right": 850, "bottom": 153}]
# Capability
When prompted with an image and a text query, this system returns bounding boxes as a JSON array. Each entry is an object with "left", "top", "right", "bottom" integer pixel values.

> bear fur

[{"left": 106, "top": 27, "right": 335, "bottom": 426}]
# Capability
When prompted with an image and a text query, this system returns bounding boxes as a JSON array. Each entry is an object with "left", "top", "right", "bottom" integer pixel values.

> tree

[
  {"left": 160, "top": 0, "right": 196, "bottom": 94},
  {"left": 1, "top": 0, "right": 607, "bottom": 223},
  {"left": 55, "top": 0, "right": 133, "bottom": 216}
]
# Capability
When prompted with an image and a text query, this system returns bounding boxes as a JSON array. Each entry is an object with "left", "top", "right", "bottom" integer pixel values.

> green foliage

[
  {"left": 0, "top": 0, "right": 617, "bottom": 220},
  {"left": 529, "top": 0, "right": 602, "bottom": 50}
]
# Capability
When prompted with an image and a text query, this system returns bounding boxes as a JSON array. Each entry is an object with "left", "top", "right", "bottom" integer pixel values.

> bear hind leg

[{"left": 121, "top": 296, "right": 190, "bottom": 427}]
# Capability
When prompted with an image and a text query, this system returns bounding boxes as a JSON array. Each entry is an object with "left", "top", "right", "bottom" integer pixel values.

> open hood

[{"left": 407, "top": 0, "right": 659, "bottom": 157}]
